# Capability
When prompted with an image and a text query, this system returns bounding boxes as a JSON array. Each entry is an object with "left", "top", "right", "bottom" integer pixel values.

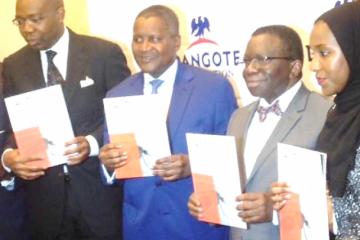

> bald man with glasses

[
  {"left": 188, "top": 25, "right": 332, "bottom": 240},
  {"left": 2, "top": 0, "right": 130, "bottom": 239}
]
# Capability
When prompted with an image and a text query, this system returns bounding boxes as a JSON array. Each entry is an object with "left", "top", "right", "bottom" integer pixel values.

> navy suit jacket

[{"left": 105, "top": 62, "right": 238, "bottom": 240}]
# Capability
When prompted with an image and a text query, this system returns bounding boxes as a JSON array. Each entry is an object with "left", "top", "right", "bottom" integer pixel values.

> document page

[
  {"left": 104, "top": 94, "right": 171, "bottom": 178},
  {"left": 277, "top": 143, "right": 328, "bottom": 240},
  {"left": 186, "top": 133, "right": 246, "bottom": 228},
  {"left": 5, "top": 85, "right": 74, "bottom": 168}
]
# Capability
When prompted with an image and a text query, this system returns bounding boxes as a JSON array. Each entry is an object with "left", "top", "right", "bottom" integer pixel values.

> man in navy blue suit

[
  {"left": 99, "top": 5, "right": 238, "bottom": 240},
  {"left": 0, "top": 62, "right": 28, "bottom": 240}
]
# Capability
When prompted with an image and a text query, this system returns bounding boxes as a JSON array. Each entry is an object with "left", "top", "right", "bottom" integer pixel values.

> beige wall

[{"left": 0, "top": 0, "right": 89, "bottom": 61}]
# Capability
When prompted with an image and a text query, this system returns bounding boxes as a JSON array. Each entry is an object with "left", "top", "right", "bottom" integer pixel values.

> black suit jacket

[
  {"left": 0, "top": 62, "right": 8, "bottom": 158},
  {"left": 2, "top": 29, "right": 130, "bottom": 239},
  {"left": 0, "top": 104, "right": 5, "bottom": 155},
  {"left": 0, "top": 62, "right": 28, "bottom": 240}
]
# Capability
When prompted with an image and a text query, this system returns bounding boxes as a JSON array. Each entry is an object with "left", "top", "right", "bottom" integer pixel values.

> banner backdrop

[{"left": 0, "top": 0, "right": 354, "bottom": 105}]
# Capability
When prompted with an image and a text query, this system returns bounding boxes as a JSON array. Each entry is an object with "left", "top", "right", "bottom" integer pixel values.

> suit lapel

[
  {"left": 247, "top": 85, "right": 310, "bottom": 182},
  {"left": 167, "top": 63, "right": 194, "bottom": 139},
  {"left": 24, "top": 48, "right": 46, "bottom": 89},
  {"left": 240, "top": 102, "right": 259, "bottom": 150},
  {"left": 234, "top": 101, "right": 258, "bottom": 185},
  {"left": 128, "top": 74, "right": 145, "bottom": 95},
  {"left": 62, "top": 30, "right": 87, "bottom": 99}
]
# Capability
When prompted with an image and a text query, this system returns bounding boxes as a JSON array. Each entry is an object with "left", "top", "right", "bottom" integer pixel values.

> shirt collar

[
  {"left": 259, "top": 80, "right": 302, "bottom": 111},
  {"left": 144, "top": 59, "right": 178, "bottom": 87},
  {"left": 41, "top": 27, "right": 69, "bottom": 54}
]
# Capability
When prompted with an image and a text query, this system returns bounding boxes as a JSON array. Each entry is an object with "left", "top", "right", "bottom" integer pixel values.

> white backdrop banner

[
  {"left": 0, "top": 0, "right": 354, "bottom": 105},
  {"left": 87, "top": 0, "right": 347, "bottom": 105}
]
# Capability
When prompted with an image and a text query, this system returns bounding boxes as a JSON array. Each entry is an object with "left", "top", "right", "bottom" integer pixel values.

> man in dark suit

[
  {"left": 0, "top": 62, "right": 8, "bottom": 178},
  {"left": 1, "top": 0, "right": 130, "bottom": 239},
  {"left": 0, "top": 62, "right": 28, "bottom": 240},
  {"left": 189, "top": 25, "right": 332, "bottom": 240},
  {"left": 99, "top": 5, "right": 238, "bottom": 240}
]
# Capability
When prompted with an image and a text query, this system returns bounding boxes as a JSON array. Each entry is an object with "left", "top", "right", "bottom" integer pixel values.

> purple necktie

[{"left": 257, "top": 100, "right": 282, "bottom": 122}]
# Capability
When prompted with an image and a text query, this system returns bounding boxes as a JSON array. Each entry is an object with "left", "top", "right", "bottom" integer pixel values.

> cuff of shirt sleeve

[
  {"left": 1, "top": 176, "right": 15, "bottom": 191},
  {"left": 332, "top": 211, "right": 338, "bottom": 234},
  {"left": 101, "top": 164, "right": 116, "bottom": 184},
  {"left": 86, "top": 135, "right": 99, "bottom": 157},
  {"left": 272, "top": 210, "right": 279, "bottom": 226},
  {"left": 1, "top": 148, "right": 13, "bottom": 173}
]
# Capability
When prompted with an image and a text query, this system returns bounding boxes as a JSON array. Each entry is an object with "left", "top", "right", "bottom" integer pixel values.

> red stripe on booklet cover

[
  {"left": 14, "top": 127, "right": 50, "bottom": 168},
  {"left": 110, "top": 133, "right": 142, "bottom": 179},
  {"left": 192, "top": 173, "right": 221, "bottom": 224},
  {"left": 280, "top": 193, "right": 302, "bottom": 240}
]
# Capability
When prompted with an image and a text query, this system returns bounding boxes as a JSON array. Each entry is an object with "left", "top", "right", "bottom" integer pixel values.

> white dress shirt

[
  {"left": 243, "top": 81, "right": 301, "bottom": 226},
  {"left": 40, "top": 28, "right": 69, "bottom": 82},
  {"left": 243, "top": 81, "right": 301, "bottom": 179}
]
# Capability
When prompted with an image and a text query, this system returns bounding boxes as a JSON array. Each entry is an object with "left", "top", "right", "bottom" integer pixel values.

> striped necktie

[
  {"left": 150, "top": 79, "right": 164, "bottom": 94},
  {"left": 46, "top": 50, "right": 64, "bottom": 86}
]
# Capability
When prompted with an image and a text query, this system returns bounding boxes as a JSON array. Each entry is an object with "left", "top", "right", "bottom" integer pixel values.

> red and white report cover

[
  {"left": 277, "top": 143, "right": 329, "bottom": 240},
  {"left": 5, "top": 85, "right": 74, "bottom": 168},
  {"left": 104, "top": 94, "right": 171, "bottom": 179},
  {"left": 186, "top": 133, "right": 247, "bottom": 229}
]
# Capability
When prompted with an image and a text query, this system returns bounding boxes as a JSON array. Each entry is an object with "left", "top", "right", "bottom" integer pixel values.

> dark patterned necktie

[
  {"left": 46, "top": 50, "right": 64, "bottom": 86},
  {"left": 150, "top": 79, "right": 164, "bottom": 94},
  {"left": 257, "top": 100, "right": 283, "bottom": 122}
]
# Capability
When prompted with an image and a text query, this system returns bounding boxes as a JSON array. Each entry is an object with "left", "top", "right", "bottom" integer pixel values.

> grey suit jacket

[{"left": 227, "top": 85, "right": 332, "bottom": 240}]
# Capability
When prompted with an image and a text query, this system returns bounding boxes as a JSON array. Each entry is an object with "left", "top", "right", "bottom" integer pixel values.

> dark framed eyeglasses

[
  {"left": 306, "top": 45, "right": 313, "bottom": 62},
  {"left": 240, "top": 55, "right": 293, "bottom": 66},
  {"left": 12, "top": 7, "right": 61, "bottom": 27},
  {"left": 12, "top": 15, "right": 46, "bottom": 27}
]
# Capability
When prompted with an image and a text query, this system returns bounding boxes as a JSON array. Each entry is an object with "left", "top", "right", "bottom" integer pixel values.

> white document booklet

[
  {"left": 5, "top": 85, "right": 74, "bottom": 168},
  {"left": 103, "top": 94, "right": 171, "bottom": 178},
  {"left": 186, "top": 133, "right": 246, "bottom": 229},
  {"left": 277, "top": 143, "right": 329, "bottom": 240}
]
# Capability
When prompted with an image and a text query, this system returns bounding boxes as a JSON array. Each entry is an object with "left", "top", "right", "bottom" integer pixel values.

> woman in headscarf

[{"left": 272, "top": 2, "right": 360, "bottom": 239}]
